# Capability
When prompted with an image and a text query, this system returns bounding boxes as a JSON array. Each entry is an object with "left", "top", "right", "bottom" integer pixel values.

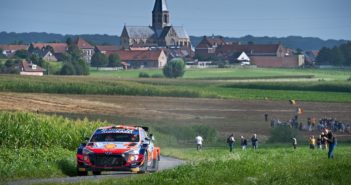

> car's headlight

[{"left": 82, "top": 148, "right": 93, "bottom": 155}]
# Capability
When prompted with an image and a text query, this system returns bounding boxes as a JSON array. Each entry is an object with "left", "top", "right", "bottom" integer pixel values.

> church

[{"left": 120, "top": 0, "right": 191, "bottom": 49}]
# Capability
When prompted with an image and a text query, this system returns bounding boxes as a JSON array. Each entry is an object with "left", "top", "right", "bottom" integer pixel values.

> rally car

[{"left": 76, "top": 125, "right": 161, "bottom": 175}]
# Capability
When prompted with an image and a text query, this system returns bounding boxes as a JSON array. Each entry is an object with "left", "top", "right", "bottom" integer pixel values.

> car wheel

[
  {"left": 138, "top": 153, "right": 148, "bottom": 173},
  {"left": 76, "top": 167, "right": 88, "bottom": 176},
  {"left": 92, "top": 170, "right": 101, "bottom": 175}
]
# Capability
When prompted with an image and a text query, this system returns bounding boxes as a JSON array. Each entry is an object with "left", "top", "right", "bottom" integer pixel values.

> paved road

[{"left": 7, "top": 156, "right": 184, "bottom": 185}]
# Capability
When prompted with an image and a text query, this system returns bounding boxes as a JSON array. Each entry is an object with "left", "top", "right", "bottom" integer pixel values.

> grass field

[
  {"left": 90, "top": 68, "right": 351, "bottom": 81},
  {"left": 1, "top": 72, "right": 351, "bottom": 102},
  {"left": 38, "top": 147, "right": 351, "bottom": 185}
]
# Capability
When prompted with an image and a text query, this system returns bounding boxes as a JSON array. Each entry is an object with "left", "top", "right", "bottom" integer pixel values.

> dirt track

[{"left": 1, "top": 92, "right": 351, "bottom": 139}]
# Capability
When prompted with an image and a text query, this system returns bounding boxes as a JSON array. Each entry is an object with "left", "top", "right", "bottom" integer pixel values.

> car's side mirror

[{"left": 149, "top": 134, "right": 155, "bottom": 141}]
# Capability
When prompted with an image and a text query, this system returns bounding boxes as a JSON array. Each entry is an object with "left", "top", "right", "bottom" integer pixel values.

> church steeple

[{"left": 152, "top": 0, "right": 170, "bottom": 29}]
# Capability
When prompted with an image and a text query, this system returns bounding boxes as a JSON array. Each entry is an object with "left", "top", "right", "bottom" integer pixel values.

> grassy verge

[{"left": 41, "top": 146, "right": 351, "bottom": 185}]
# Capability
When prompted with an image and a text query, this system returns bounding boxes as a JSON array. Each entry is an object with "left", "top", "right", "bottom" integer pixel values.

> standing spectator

[
  {"left": 195, "top": 134, "right": 203, "bottom": 151},
  {"left": 317, "top": 135, "right": 322, "bottom": 149},
  {"left": 292, "top": 137, "right": 297, "bottom": 149},
  {"left": 251, "top": 134, "right": 258, "bottom": 150},
  {"left": 240, "top": 136, "right": 247, "bottom": 150},
  {"left": 227, "top": 134, "right": 235, "bottom": 152},
  {"left": 226, "top": 134, "right": 235, "bottom": 152},
  {"left": 309, "top": 135, "right": 316, "bottom": 149},
  {"left": 321, "top": 132, "right": 328, "bottom": 150},
  {"left": 264, "top": 113, "right": 268, "bottom": 122},
  {"left": 323, "top": 128, "right": 337, "bottom": 159}
]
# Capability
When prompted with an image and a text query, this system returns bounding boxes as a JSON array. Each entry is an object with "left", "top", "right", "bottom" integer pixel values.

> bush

[
  {"left": 151, "top": 74, "right": 164, "bottom": 78},
  {"left": 267, "top": 126, "right": 298, "bottom": 143},
  {"left": 163, "top": 58, "right": 185, "bottom": 78},
  {"left": 60, "top": 63, "right": 76, "bottom": 75},
  {"left": 139, "top": 72, "right": 150, "bottom": 78},
  {"left": 348, "top": 77, "right": 351, "bottom": 81}
]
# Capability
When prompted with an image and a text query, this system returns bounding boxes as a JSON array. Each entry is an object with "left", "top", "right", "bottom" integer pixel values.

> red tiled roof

[
  {"left": 21, "top": 60, "right": 46, "bottom": 72},
  {"left": 75, "top": 37, "right": 94, "bottom": 49},
  {"left": 196, "top": 36, "right": 226, "bottom": 49},
  {"left": 31, "top": 43, "right": 68, "bottom": 53},
  {"left": 217, "top": 44, "right": 281, "bottom": 55},
  {"left": 95, "top": 45, "right": 120, "bottom": 52},
  {"left": 107, "top": 50, "right": 163, "bottom": 61},
  {"left": 0, "top": 44, "right": 29, "bottom": 51}
]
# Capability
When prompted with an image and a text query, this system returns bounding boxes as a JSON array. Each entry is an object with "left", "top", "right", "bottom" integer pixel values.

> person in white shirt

[{"left": 195, "top": 135, "right": 203, "bottom": 151}]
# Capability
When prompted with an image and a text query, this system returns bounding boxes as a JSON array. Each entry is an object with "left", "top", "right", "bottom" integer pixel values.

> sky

[{"left": 0, "top": 0, "right": 351, "bottom": 40}]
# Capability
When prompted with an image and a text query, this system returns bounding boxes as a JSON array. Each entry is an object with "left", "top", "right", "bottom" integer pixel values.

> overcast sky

[{"left": 1, "top": 0, "right": 350, "bottom": 40}]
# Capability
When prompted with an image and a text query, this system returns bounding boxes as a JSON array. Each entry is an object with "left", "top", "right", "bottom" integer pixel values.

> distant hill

[
  {"left": 0, "top": 32, "right": 348, "bottom": 51},
  {"left": 0, "top": 32, "right": 119, "bottom": 46}
]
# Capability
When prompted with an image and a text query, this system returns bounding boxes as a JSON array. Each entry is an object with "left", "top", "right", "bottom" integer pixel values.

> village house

[
  {"left": 30, "top": 43, "right": 68, "bottom": 61},
  {"left": 75, "top": 37, "right": 95, "bottom": 63},
  {"left": 195, "top": 36, "right": 303, "bottom": 68},
  {"left": 95, "top": 45, "right": 120, "bottom": 54},
  {"left": 195, "top": 36, "right": 226, "bottom": 59},
  {"left": 107, "top": 49, "right": 167, "bottom": 69},
  {"left": 120, "top": 0, "right": 191, "bottom": 49},
  {"left": 20, "top": 60, "right": 46, "bottom": 76},
  {"left": 0, "top": 44, "right": 29, "bottom": 57}
]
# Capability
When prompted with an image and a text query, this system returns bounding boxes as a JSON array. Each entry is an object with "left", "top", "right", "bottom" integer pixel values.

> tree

[
  {"left": 1, "top": 59, "right": 22, "bottom": 74},
  {"left": 163, "top": 58, "right": 185, "bottom": 78},
  {"left": 0, "top": 49, "right": 5, "bottom": 58},
  {"left": 108, "top": 53, "right": 121, "bottom": 67},
  {"left": 73, "top": 60, "right": 90, "bottom": 75},
  {"left": 60, "top": 63, "right": 76, "bottom": 75},
  {"left": 14, "top": 49, "right": 30, "bottom": 59},
  {"left": 91, "top": 52, "right": 108, "bottom": 69}
]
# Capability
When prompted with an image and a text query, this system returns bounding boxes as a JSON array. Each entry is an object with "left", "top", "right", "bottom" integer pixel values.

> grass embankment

[
  {"left": 43, "top": 147, "right": 351, "bottom": 185},
  {"left": 1, "top": 74, "right": 351, "bottom": 102}
]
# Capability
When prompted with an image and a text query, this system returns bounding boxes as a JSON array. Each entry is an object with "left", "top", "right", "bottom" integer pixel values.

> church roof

[
  {"left": 124, "top": 26, "right": 156, "bottom": 39},
  {"left": 172, "top": 26, "right": 189, "bottom": 39},
  {"left": 153, "top": 0, "right": 168, "bottom": 12}
]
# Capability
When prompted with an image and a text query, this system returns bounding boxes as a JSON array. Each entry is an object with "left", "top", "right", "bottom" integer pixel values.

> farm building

[
  {"left": 107, "top": 49, "right": 167, "bottom": 69},
  {"left": 195, "top": 36, "right": 304, "bottom": 68},
  {"left": 0, "top": 44, "right": 29, "bottom": 57},
  {"left": 20, "top": 60, "right": 46, "bottom": 76}
]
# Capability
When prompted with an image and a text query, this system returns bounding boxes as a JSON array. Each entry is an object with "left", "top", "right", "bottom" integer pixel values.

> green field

[
  {"left": 90, "top": 68, "right": 351, "bottom": 81},
  {"left": 1, "top": 68, "right": 351, "bottom": 103}
]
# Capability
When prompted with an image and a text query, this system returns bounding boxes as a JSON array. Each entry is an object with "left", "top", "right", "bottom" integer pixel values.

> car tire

[
  {"left": 92, "top": 170, "right": 101, "bottom": 175},
  {"left": 76, "top": 168, "right": 88, "bottom": 176},
  {"left": 138, "top": 153, "right": 148, "bottom": 174}
]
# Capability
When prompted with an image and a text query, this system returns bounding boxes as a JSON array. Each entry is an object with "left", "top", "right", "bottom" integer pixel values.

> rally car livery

[{"left": 76, "top": 125, "right": 160, "bottom": 175}]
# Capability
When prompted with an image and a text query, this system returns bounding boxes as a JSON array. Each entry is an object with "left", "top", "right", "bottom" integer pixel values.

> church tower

[{"left": 152, "top": 0, "right": 170, "bottom": 30}]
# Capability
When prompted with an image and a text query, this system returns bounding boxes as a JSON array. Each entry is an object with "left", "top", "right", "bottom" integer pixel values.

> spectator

[
  {"left": 226, "top": 134, "right": 235, "bottom": 152},
  {"left": 321, "top": 132, "right": 328, "bottom": 150},
  {"left": 251, "top": 134, "right": 258, "bottom": 150},
  {"left": 240, "top": 136, "right": 247, "bottom": 150},
  {"left": 195, "top": 134, "right": 203, "bottom": 151},
  {"left": 265, "top": 113, "right": 268, "bottom": 122},
  {"left": 323, "top": 128, "right": 337, "bottom": 159},
  {"left": 292, "top": 137, "right": 297, "bottom": 149},
  {"left": 309, "top": 135, "right": 316, "bottom": 149},
  {"left": 317, "top": 135, "right": 322, "bottom": 149}
]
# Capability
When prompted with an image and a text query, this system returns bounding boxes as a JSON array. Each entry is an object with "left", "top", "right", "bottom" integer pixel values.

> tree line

[{"left": 316, "top": 42, "right": 351, "bottom": 66}]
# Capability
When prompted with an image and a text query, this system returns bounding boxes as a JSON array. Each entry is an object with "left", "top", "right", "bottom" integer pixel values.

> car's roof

[{"left": 97, "top": 125, "right": 139, "bottom": 130}]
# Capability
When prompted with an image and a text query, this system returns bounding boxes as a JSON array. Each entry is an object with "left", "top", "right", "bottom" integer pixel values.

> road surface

[{"left": 7, "top": 156, "right": 184, "bottom": 185}]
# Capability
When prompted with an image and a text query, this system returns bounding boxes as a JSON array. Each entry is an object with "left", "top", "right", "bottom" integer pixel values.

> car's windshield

[{"left": 91, "top": 133, "right": 140, "bottom": 142}]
